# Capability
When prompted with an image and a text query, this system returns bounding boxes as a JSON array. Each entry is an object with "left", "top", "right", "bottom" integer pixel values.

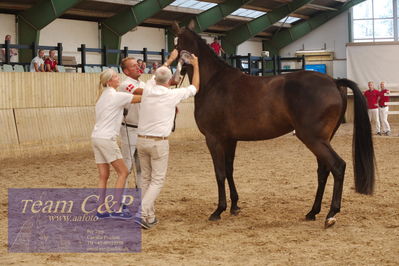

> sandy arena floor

[{"left": 1, "top": 123, "right": 398, "bottom": 265}]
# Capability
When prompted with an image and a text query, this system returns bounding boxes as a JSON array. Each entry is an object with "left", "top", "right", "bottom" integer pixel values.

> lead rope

[
  {"left": 124, "top": 113, "right": 138, "bottom": 189},
  {"left": 172, "top": 67, "right": 185, "bottom": 132}
]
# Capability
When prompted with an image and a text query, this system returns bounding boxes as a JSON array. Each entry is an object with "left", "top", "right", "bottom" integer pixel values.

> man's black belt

[{"left": 122, "top": 122, "right": 138, "bottom": 128}]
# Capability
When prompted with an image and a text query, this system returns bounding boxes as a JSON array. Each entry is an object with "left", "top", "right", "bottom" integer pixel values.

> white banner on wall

[{"left": 347, "top": 43, "right": 399, "bottom": 90}]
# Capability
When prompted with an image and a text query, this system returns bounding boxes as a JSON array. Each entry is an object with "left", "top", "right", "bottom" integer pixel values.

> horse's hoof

[
  {"left": 209, "top": 214, "right": 221, "bottom": 221},
  {"left": 230, "top": 207, "right": 241, "bottom": 216},
  {"left": 305, "top": 213, "right": 316, "bottom": 221},
  {"left": 324, "top": 217, "right": 337, "bottom": 228}
]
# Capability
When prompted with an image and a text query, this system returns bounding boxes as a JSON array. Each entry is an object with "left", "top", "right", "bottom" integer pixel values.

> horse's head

[
  {"left": 170, "top": 20, "right": 200, "bottom": 80},
  {"left": 172, "top": 20, "right": 200, "bottom": 57},
  {"left": 170, "top": 50, "right": 193, "bottom": 85},
  {"left": 171, "top": 20, "right": 228, "bottom": 85}
]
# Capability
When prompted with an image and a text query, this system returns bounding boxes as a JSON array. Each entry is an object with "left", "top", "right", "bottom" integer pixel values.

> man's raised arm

[{"left": 190, "top": 55, "right": 200, "bottom": 92}]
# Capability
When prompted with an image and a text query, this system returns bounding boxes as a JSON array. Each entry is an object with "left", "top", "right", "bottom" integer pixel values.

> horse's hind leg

[
  {"left": 206, "top": 136, "right": 228, "bottom": 221},
  {"left": 303, "top": 140, "right": 346, "bottom": 228},
  {"left": 306, "top": 159, "right": 330, "bottom": 221},
  {"left": 306, "top": 116, "right": 345, "bottom": 221},
  {"left": 225, "top": 140, "right": 240, "bottom": 215},
  {"left": 325, "top": 149, "right": 346, "bottom": 228}
]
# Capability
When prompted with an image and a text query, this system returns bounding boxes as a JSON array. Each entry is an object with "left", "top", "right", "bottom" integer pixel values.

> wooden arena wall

[
  {"left": 1, "top": 73, "right": 398, "bottom": 159},
  {"left": 0, "top": 73, "right": 200, "bottom": 159}
]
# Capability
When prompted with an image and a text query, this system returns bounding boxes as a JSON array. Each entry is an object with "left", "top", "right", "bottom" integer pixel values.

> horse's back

[
  {"left": 233, "top": 70, "right": 342, "bottom": 120},
  {"left": 195, "top": 70, "right": 344, "bottom": 141}
]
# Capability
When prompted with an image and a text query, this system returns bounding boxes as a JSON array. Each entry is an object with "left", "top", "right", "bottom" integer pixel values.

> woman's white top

[{"left": 91, "top": 87, "right": 133, "bottom": 140}]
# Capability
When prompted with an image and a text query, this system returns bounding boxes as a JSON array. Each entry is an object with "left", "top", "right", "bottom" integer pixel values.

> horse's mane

[{"left": 185, "top": 28, "right": 237, "bottom": 71}]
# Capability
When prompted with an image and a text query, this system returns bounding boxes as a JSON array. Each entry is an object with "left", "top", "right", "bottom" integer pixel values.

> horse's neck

[{"left": 197, "top": 50, "right": 227, "bottom": 88}]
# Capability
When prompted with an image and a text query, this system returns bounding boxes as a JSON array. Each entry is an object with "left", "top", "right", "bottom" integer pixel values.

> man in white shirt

[
  {"left": 134, "top": 50, "right": 200, "bottom": 229},
  {"left": 30, "top": 49, "right": 45, "bottom": 72},
  {"left": 118, "top": 57, "right": 145, "bottom": 187}
]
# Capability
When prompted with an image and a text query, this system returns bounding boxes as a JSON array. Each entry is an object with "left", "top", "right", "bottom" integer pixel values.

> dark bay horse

[{"left": 172, "top": 23, "right": 375, "bottom": 228}]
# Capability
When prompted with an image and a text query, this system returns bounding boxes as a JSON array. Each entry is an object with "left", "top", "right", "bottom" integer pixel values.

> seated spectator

[
  {"left": 137, "top": 59, "right": 145, "bottom": 74},
  {"left": 1, "top": 35, "right": 18, "bottom": 62},
  {"left": 151, "top": 61, "right": 159, "bottom": 74},
  {"left": 45, "top": 50, "right": 59, "bottom": 72},
  {"left": 30, "top": 50, "right": 45, "bottom": 72},
  {"left": 142, "top": 61, "right": 147, "bottom": 72}
]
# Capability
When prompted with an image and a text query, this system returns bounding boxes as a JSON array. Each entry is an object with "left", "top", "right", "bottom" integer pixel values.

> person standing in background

[
  {"left": 210, "top": 37, "right": 225, "bottom": 56},
  {"left": 1, "top": 35, "right": 18, "bottom": 62},
  {"left": 378, "top": 81, "right": 391, "bottom": 136},
  {"left": 364, "top": 81, "right": 381, "bottom": 135}
]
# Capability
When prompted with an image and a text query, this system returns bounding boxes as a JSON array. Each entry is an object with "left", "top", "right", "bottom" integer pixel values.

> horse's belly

[{"left": 232, "top": 120, "right": 294, "bottom": 141}]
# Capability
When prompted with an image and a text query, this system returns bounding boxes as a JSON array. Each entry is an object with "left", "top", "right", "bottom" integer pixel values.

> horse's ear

[
  {"left": 171, "top": 21, "right": 180, "bottom": 35},
  {"left": 187, "top": 19, "right": 196, "bottom": 31}
]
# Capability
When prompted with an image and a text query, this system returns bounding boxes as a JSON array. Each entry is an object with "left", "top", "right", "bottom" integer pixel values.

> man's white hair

[{"left": 155, "top": 66, "right": 172, "bottom": 85}]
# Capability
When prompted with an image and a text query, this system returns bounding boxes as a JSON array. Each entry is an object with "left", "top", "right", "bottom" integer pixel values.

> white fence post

[{"left": 386, "top": 92, "right": 399, "bottom": 115}]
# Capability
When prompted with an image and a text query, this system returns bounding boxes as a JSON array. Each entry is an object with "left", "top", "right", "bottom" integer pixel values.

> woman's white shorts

[{"left": 92, "top": 138, "right": 123, "bottom": 164}]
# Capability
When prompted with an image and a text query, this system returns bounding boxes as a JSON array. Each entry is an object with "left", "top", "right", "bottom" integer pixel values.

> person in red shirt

[
  {"left": 378, "top": 81, "right": 391, "bottom": 135},
  {"left": 45, "top": 50, "right": 59, "bottom": 72},
  {"left": 364, "top": 81, "right": 381, "bottom": 135},
  {"left": 210, "top": 37, "right": 225, "bottom": 56}
]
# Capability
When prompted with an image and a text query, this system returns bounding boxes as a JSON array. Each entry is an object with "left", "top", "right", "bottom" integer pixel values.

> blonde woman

[{"left": 91, "top": 69, "right": 141, "bottom": 219}]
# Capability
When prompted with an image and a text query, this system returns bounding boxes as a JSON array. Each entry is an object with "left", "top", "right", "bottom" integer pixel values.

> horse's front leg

[
  {"left": 206, "top": 136, "right": 227, "bottom": 221},
  {"left": 225, "top": 140, "right": 240, "bottom": 215}
]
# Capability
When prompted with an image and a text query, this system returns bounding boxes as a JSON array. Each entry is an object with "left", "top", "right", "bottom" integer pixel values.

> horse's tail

[{"left": 335, "top": 78, "right": 375, "bottom": 195}]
